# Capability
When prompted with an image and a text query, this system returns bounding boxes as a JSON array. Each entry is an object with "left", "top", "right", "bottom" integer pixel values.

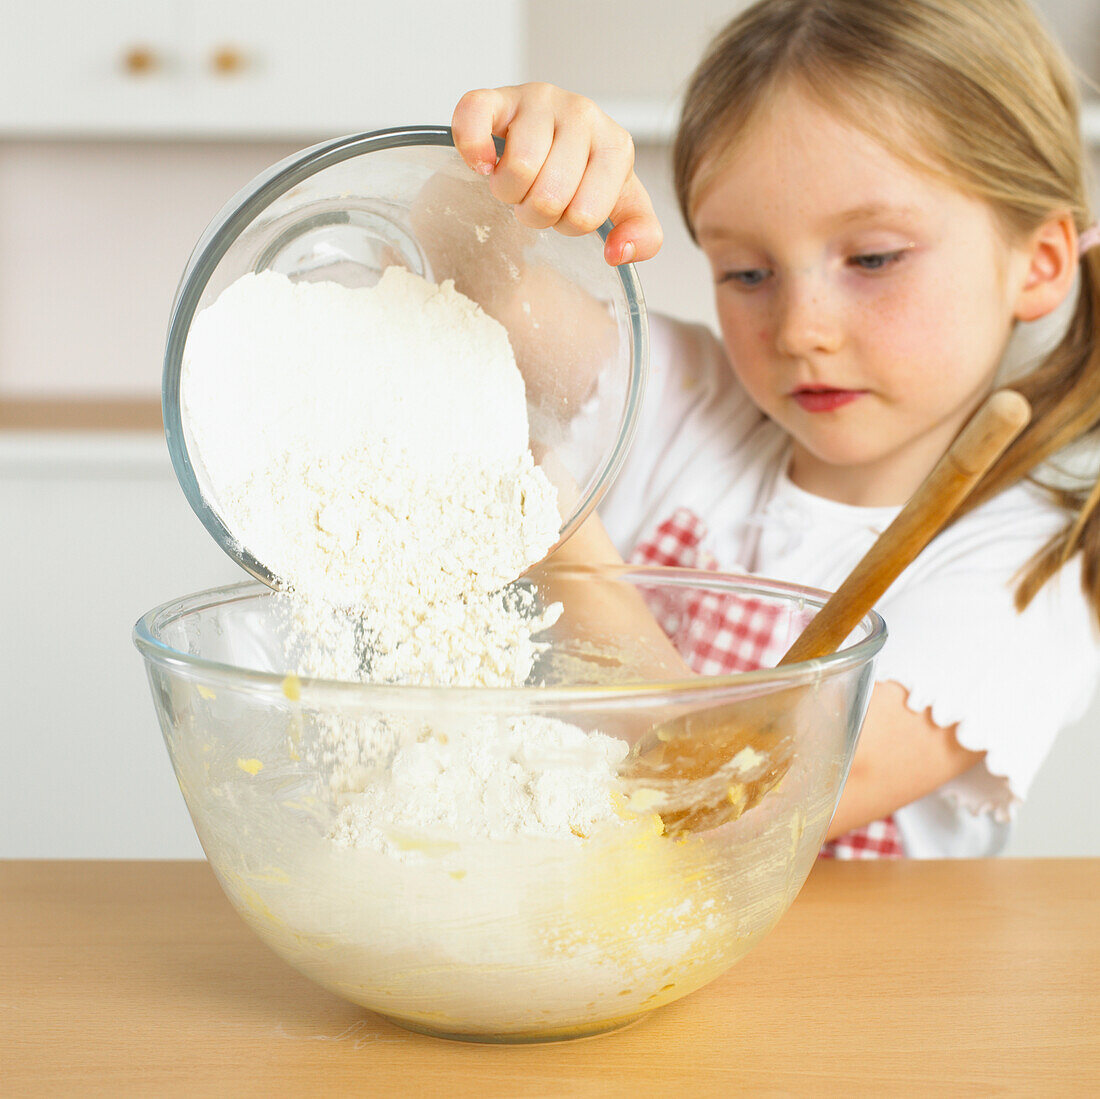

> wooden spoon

[{"left": 623, "top": 388, "right": 1032, "bottom": 835}]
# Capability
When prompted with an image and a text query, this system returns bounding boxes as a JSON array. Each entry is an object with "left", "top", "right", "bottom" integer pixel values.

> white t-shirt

[{"left": 598, "top": 315, "right": 1100, "bottom": 858}]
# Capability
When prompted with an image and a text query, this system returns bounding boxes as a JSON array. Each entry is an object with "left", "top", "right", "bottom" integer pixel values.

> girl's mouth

[{"left": 790, "top": 386, "right": 866, "bottom": 413}]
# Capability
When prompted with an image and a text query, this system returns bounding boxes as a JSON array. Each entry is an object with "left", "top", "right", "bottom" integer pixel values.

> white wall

[
  {"left": 1004, "top": 706, "right": 1100, "bottom": 857},
  {"left": 0, "top": 139, "right": 299, "bottom": 395}
]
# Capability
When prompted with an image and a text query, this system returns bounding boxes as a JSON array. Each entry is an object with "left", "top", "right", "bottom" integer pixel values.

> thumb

[{"left": 603, "top": 174, "right": 663, "bottom": 265}]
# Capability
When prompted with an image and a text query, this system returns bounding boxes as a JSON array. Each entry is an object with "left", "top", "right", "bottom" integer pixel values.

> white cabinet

[
  {"left": 7, "top": 1, "right": 1095, "bottom": 145},
  {"left": 0, "top": 433, "right": 243, "bottom": 857},
  {"left": 0, "top": 0, "right": 523, "bottom": 139}
]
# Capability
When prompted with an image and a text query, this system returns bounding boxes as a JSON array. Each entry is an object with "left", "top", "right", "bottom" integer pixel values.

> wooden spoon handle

[{"left": 778, "top": 389, "right": 1031, "bottom": 666}]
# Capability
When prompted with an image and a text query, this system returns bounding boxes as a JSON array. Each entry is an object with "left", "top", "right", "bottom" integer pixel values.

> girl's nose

[{"left": 774, "top": 275, "right": 843, "bottom": 358}]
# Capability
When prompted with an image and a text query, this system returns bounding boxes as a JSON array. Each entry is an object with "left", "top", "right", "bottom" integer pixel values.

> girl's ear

[{"left": 1013, "top": 211, "right": 1077, "bottom": 323}]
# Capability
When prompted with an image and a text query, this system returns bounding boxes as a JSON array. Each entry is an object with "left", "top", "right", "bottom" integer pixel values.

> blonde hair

[{"left": 673, "top": 0, "right": 1100, "bottom": 620}]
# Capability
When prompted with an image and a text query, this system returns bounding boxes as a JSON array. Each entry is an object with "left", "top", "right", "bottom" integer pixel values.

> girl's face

[{"left": 693, "top": 83, "right": 1035, "bottom": 505}]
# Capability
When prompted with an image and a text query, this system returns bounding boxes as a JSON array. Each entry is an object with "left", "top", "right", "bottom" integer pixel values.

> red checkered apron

[{"left": 630, "top": 507, "right": 905, "bottom": 859}]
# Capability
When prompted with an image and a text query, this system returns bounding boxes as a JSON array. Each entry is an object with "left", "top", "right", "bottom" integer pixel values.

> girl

[{"left": 451, "top": 0, "right": 1100, "bottom": 858}]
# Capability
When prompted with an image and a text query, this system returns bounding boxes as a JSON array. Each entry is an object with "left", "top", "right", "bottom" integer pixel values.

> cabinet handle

[
  {"left": 121, "top": 46, "right": 159, "bottom": 76},
  {"left": 210, "top": 46, "right": 248, "bottom": 75}
]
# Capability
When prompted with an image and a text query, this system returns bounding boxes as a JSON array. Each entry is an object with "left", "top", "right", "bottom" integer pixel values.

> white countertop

[{"left": 0, "top": 430, "right": 168, "bottom": 471}]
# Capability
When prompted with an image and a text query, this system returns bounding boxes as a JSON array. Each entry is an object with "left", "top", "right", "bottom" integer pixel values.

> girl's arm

[
  {"left": 550, "top": 510, "right": 990, "bottom": 827},
  {"left": 554, "top": 502, "right": 990, "bottom": 836},
  {"left": 549, "top": 512, "right": 987, "bottom": 827},
  {"left": 826, "top": 683, "right": 985, "bottom": 839}
]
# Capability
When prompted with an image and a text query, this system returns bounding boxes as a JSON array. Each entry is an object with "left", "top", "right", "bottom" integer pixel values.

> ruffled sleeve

[{"left": 874, "top": 513, "right": 1100, "bottom": 820}]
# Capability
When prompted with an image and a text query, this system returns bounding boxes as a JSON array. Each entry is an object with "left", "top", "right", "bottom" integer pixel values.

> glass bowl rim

[
  {"left": 161, "top": 124, "right": 649, "bottom": 590},
  {"left": 133, "top": 564, "right": 886, "bottom": 710}
]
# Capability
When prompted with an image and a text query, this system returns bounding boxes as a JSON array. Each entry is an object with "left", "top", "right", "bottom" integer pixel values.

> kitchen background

[{"left": 2, "top": 0, "right": 1098, "bottom": 857}]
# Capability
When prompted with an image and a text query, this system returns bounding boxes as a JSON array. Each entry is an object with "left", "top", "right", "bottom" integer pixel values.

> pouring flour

[{"left": 180, "top": 264, "right": 637, "bottom": 847}]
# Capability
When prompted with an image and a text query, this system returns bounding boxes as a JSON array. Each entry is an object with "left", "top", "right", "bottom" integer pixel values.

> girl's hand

[{"left": 451, "top": 83, "right": 663, "bottom": 266}]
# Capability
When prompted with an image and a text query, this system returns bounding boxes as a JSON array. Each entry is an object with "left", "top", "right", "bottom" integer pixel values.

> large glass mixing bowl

[
  {"left": 134, "top": 565, "right": 885, "bottom": 1043},
  {"left": 162, "top": 126, "right": 647, "bottom": 588}
]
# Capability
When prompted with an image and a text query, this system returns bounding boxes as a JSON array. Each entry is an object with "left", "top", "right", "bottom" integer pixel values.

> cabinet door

[
  {"left": 185, "top": 0, "right": 523, "bottom": 138},
  {"left": 0, "top": 0, "right": 188, "bottom": 137},
  {"left": 0, "top": 0, "right": 522, "bottom": 139},
  {"left": 0, "top": 436, "right": 243, "bottom": 858}
]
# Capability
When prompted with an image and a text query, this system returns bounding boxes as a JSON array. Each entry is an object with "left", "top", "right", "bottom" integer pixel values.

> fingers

[
  {"left": 511, "top": 120, "right": 594, "bottom": 229},
  {"left": 451, "top": 84, "right": 663, "bottom": 265},
  {"left": 553, "top": 128, "right": 635, "bottom": 237},
  {"left": 492, "top": 98, "right": 560, "bottom": 208}
]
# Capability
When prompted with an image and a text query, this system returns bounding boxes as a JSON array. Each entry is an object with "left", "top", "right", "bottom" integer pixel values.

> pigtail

[{"left": 955, "top": 249, "right": 1100, "bottom": 622}]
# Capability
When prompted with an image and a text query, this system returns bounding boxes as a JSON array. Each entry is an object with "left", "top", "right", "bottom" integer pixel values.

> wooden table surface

[{"left": 2, "top": 859, "right": 1097, "bottom": 1096}]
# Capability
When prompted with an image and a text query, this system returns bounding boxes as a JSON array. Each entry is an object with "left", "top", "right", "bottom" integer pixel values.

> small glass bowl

[
  {"left": 134, "top": 565, "right": 885, "bottom": 1043},
  {"left": 162, "top": 126, "right": 648, "bottom": 589}
]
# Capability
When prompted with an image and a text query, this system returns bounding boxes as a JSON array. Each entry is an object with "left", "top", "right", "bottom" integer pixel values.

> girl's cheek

[
  {"left": 850, "top": 276, "right": 926, "bottom": 334},
  {"left": 720, "top": 300, "right": 772, "bottom": 343}
]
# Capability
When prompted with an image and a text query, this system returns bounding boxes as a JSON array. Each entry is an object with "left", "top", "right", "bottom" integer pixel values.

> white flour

[
  {"left": 181, "top": 266, "right": 628, "bottom": 847},
  {"left": 182, "top": 267, "right": 559, "bottom": 615},
  {"left": 329, "top": 717, "right": 631, "bottom": 856}
]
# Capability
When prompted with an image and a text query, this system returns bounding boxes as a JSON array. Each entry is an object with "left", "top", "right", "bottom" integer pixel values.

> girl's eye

[
  {"left": 718, "top": 268, "right": 772, "bottom": 288},
  {"left": 847, "top": 250, "right": 907, "bottom": 272}
]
